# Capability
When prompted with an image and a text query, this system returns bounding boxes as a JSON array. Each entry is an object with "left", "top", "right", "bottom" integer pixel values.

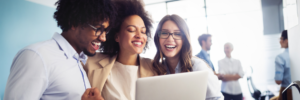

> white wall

[{"left": 288, "top": 0, "right": 300, "bottom": 99}]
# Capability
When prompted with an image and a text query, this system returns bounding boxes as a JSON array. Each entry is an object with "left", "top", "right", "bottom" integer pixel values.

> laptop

[{"left": 136, "top": 70, "right": 209, "bottom": 100}]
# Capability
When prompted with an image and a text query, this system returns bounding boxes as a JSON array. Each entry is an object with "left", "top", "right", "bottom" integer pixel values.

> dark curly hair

[
  {"left": 100, "top": 0, "right": 153, "bottom": 56},
  {"left": 54, "top": 0, "right": 117, "bottom": 32}
]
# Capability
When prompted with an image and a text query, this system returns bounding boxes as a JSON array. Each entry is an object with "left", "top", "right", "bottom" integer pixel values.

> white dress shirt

[
  {"left": 4, "top": 33, "right": 91, "bottom": 100},
  {"left": 102, "top": 61, "right": 139, "bottom": 100},
  {"left": 165, "top": 57, "right": 224, "bottom": 100},
  {"left": 218, "top": 57, "right": 244, "bottom": 95}
]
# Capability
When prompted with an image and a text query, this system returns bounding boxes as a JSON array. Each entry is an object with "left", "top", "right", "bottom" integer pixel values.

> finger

[
  {"left": 89, "top": 88, "right": 95, "bottom": 96},
  {"left": 93, "top": 88, "right": 101, "bottom": 96},
  {"left": 82, "top": 88, "right": 92, "bottom": 100},
  {"left": 83, "top": 88, "right": 92, "bottom": 96}
]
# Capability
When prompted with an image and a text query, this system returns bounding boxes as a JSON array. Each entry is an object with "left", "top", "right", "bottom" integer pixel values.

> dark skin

[
  {"left": 60, "top": 21, "right": 109, "bottom": 100},
  {"left": 61, "top": 20, "right": 109, "bottom": 56},
  {"left": 82, "top": 88, "right": 104, "bottom": 100}
]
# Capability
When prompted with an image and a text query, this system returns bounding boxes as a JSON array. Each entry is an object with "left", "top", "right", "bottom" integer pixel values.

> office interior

[{"left": 0, "top": 0, "right": 300, "bottom": 100}]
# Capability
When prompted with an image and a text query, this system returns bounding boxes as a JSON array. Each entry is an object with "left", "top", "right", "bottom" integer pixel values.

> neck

[
  {"left": 226, "top": 54, "right": 231, "bottom": 58},
  {"left": 117, "top": 50, "right": 138, "bottom": 65},
  {"left": 201, "top": 46, "right": 208, "bottom": 51},
  {"left": 61, "top": 32, "right": 81, "bottom": 54},
  {"left": 166, "top": 55, "right": 180, "bottom": 73}
]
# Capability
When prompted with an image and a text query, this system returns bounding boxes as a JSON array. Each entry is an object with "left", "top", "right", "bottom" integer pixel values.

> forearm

[
  {"left": 221, "top": 74, "right": 241, "bottom": 81},
  {"left": 275, "top": 80, "right": 282, "bottom": 85}
]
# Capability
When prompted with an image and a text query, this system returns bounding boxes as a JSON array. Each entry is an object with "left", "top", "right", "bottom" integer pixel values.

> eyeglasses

[
  {"left": 158, "top": 31, "right": 183, "bottom": 40},
  {"left": 88, "top": 24, "right": 107, "bottom": 37}
]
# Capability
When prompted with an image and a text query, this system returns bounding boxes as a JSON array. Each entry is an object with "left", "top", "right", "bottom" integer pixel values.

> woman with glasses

[
  {"left": 152, "top": 14, "right": 224, "bottom": 100},
  {"left": 84, "top": 0, "right": 156, "bottom": 100}
]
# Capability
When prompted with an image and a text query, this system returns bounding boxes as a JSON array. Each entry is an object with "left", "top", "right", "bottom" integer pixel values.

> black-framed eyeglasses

[
  {"left": 158, "top": 31, "right": 183, "bottom": 40},
  {"left": 88, "top": 24, "right": 106, "bottom": 37}
]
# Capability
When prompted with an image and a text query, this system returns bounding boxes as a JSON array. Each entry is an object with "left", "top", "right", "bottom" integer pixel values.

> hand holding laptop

[{"left": 82, "top": 88, "right": 104, "bottom": 100}]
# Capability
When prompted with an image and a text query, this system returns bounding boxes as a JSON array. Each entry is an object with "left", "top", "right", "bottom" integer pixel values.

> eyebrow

[
  {"left": 127, "top": 25, "right": 146, "bottom": 29},
  {"left": 161, "top": 29, "right": 180, "bottom": 32}
]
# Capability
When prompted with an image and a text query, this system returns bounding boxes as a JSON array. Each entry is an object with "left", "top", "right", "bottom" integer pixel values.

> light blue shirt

[
  {"left": 275, "top": 48, "right": 291, "bottom": 88},
  {"left": 164, "top": 57, "right": 224, "bottom": 100},
  {"left": 4, "top": 33, "right": 91, "bottom": 100},
  {"left": 196, "top": 50, "right": 215, "bottom": 71}
]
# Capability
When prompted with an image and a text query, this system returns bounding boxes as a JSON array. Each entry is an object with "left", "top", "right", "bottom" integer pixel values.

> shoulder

[
  {"left": 86, "top": 53, "right": 116, "bottom": 68},
  {"left": 218, "top": 58, "right": 226, "bottom": 62},
  {"left": 232, "top": 58, "right": 241, "bottom": 63},
  {"left": 275, "top": 53, "right": 286, "bottom": 62},
  {"left": 139, "top": 56, "right": 157, "bottom": 76},
  {"left": 15, "top": 39, "right": 58, "bottom": 61},
  {"left": 140, "top": 57, "right": 152, "bottom": 64},
  {"left": 23, "top": 39, "right": 57, "bottom": 52},
  {"left": 191, "top": 56, "right": 210, "bottom": 71},
  {"left": 140, "top": 56, "right": 153, "bottom": 68},
  {"left": 196, "top": 51, "right": 203, "bottom": 56}
]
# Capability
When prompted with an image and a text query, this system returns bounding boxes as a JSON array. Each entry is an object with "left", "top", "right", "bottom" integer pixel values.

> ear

[{"left": 201, "top": 40, "right": 206, "bottom": 46}]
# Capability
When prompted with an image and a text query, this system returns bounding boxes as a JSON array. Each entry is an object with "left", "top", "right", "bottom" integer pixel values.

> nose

[
  {"left": 134, "top": 30, "right": 142, "bottom": 39},
  {"left": 166, "top": 34, "right": 175, "bottom": 41},
  {"left": 98, "top": 32, "right": 106, "bottom": 42}
]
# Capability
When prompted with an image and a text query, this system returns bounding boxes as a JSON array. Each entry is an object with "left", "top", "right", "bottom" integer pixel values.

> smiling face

[
  {"left": 159, "top": 20, "right": 183, "bottom": 58},
  {"left": 224, "top": 43, "right": 233, "bottom": 56},
  {"left": 74, "top": 20, "right": 109, "bottom": 56},
  {"left": 115, "top": 15, "right": 147, "bottom": 55}
]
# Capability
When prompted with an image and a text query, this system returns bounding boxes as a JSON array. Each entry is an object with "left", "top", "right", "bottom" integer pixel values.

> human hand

[
  {"left": 81, "top": 88, "right": 104, "bottom": 100},
  {"left": 215, "top": 74, "right": 223, "bottom": 80}
]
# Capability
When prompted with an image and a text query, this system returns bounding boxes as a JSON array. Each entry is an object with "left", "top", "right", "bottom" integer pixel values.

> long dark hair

[
  {"left": 100, "top": 0, "right": 152, "bottom": 56},
  {"left": 152, "top": 14, "right": 193, "bottom": 75}
]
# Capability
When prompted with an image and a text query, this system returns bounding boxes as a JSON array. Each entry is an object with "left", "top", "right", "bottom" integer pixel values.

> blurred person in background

[
  {"left": 4, "top": 0, "right": 117, "bottom": 99},
  {"left": 217, "top": 43, "right": 244, "bottom": 100},
  {"left": 270, "top": 30, "right": 292, "bottom": 100},
  {"left": 84, "top": 0, "right": 156, "bottom": 100},
  {"left": 152, "top": 14, "right": 224, "bottom": 100},
  {"left": 196, "top": 34, "right": 216, "bottom": 73}
]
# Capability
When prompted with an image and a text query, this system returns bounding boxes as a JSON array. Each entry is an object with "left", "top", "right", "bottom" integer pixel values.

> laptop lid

[{"left": 136, "top": 70, "right": 209, "bottom": 100}]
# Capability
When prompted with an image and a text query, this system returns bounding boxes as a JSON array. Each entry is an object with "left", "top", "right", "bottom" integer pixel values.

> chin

[
  {"left": 164, "top": 54, "right": 176, "bottom": 58},
  {"left": 83, "top": 50, "right": 96, "bottom": 57},
  {"left": 135, "top": 51, "right": 143, "bottom": 54}
]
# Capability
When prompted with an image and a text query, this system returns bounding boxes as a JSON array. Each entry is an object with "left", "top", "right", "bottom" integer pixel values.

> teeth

[
  {"left": 92, "top": 42, "right": 101, "bottom": 46},
  {"left": 166, "top": 45, "right": 175, "bottom": 48},
  {"left": 133, "top": 42, "right": 142, "bottom": 45}
]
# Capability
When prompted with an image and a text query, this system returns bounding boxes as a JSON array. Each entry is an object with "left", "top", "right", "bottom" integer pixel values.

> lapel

[
  {"left": 138, "top": 56, "right": 155, "bottom": 77},
  {"left": 92, "top": 55, "right": 117, "bottom": 92},
  {"left": 90, "top": 54, "right": 155, "bottom": 92}
]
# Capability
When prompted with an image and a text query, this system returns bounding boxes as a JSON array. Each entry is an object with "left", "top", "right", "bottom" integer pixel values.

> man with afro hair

[{"left": 4, "top": 0, "right": 116, "bottom": 99}]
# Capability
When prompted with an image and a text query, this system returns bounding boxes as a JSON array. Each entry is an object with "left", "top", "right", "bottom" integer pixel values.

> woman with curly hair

[
  {"left": 84, "top": 0, "right": 155, "bottom": 100},
  {"left": 152, "top": 14, "right": 224, "bottom": 100}
]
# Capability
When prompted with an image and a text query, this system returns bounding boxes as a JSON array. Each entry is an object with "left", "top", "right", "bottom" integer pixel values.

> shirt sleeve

[
  {"left": 218, "top": 60, "right": 225, "bottom": 74},
  {"left": 4, "top": 50, "right": 48, "bottom": 100},
  {"left": 237, "top": 60, "right": 244, "bottom": 78},
  {"left": 275, "top": 55, "right": 284, "bottom": 81},
  {"left": 192, "top": 58, "right": 224, "bottom": 99}
]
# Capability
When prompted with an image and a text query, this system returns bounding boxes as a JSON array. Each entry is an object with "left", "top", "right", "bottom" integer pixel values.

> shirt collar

[
  {"left": 52, "top": 33, "right": 87, "bottom": 64},
  {"left": 164, "top": 61, "right": 181, "bottom": 74},
  {"left": 225, "top": 57, "right": 233, "bottom": 61},
  {"left": 285, "top": 48, "right": 289, "bottom": 52},
  {"left": 201, "top": 50, "right": 210, "bottom": 56}
]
